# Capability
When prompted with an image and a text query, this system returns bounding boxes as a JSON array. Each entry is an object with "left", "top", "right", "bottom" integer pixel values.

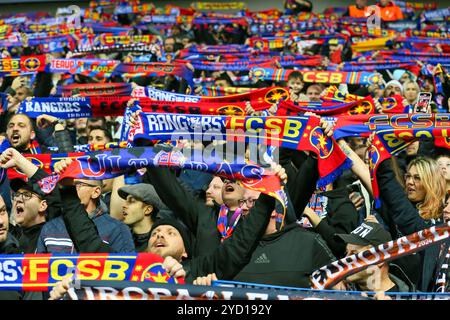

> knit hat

[
  {"left": 385, "top": 80, "right": 403, "bottom": 93},
  {"left": 150, "top": 218, "right": 192, "bottom": 258}
]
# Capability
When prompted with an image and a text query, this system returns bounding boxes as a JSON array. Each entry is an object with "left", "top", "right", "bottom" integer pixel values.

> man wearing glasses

[
  {"left": 9, "top": 178, "right": 48, "bottom": 254},
  {"left": 36, "top": 178, "right": 135, "bottom": 253}
]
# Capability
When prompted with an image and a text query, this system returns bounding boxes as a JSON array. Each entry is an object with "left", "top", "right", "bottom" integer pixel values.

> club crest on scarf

[
  {"left": 22, "top": 56, "right": 42, "bottom": 72},
  {"left": 347, "top": 101, "right": 373, "bottom": 115},
  {"left": 140, "top": 263, "right": 179, "bottom": 284},
  {"left": 264, "top": 87, "right": 289, "bottom": 104},
  {"left": 152, "top": 150, "right": 186, "bottom": 167},
  {"left": 381, "top": 97, "right": 398, "bottom": 111},
  {"left": 309, "top": 127, "right": 334, "bottom": 159},
  {"left": 251, "top": 67, "right": 267, "bottom": 79},
  {"left": 216, "top": 105, "right": 245, "bottom": 116},
  {"left": 38, "top": 174, "right": 61, "bottom": 194}
]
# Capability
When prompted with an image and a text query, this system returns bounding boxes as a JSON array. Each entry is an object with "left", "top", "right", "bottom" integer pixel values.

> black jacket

[
  {"left": 58, "top": 186, "right": 134, "bottom": 253},
  {"left": 279, "top": 148, "right": 318, "bottom": 216},
  {"left": 133, "top": 231, "right": 151, "bottom": 252},
  {"left": 377, "top": 158, "right": 442, "bottom": 291},
  {"left": 10, "top": 222, "right": 45, "bottom": 254},
  {"left": 144, "top": 167, "right": 299, "bottom": 258},
  {"left": 182, "top": 194, "right": 274, "bottom": 282},
  {"left": 53, "top": 185, "right": 275, "bottom": 283},
  {"left": 0, "top": 231, "right": 20, "bottom": 254},
  {"left": 313, "top": 187, "right": 360, "bottom": 258},
  {"left": 144, "top": 167, "right": 224, "bottom": 257},
  {"left": 281, "top": 149, "right": 359, "bottom": 258},
  {"left": 233, "top": 223, "right": 335, "bottom": 287}
]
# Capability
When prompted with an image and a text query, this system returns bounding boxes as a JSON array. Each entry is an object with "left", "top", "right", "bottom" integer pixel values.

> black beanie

[{"left": 150, "top": 218, "right": 192, "bottom": 258}]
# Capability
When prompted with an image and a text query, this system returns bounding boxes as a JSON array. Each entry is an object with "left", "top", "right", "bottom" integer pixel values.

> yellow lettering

[
  {"left": 101, "top": 261, "right": 129, "bottom": 281},
  {"left": 51, "top": 260, "right": 75, "bottom": 281},
  {"left": 383, "top": 133, "right": 403, "bottom": 149},
  {"left": 416, "top": 130, "right": 433, "bottom": 138},
  {"left": 77, "top": 260, "right": 101, "bottom": 280},
  {"left": 29, "top": 259, "right": 49, "bottom": 281},
  {"left": 266, "top": 118, "right": 283, "bottom": 135},
  {"left": 245, "top": 117, "right": 263, "bottom": 132},
  {"left": 329, "top": 73, "right": 343, "bottom": 84},
  {"left": 283, "top": 120, "right": 302, "bottom": 138},
  {"left": 229, "top": 117, "right": 245, "bottom": 130}
]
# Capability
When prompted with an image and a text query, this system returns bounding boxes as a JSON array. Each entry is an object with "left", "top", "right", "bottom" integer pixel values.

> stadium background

[{"left": 0, "top": 0, "right": 448, "bottom": 14}]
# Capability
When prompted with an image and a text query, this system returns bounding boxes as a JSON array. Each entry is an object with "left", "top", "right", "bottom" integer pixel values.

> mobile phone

[
  {"left": 346, "top": 183, "right": 362, "bottom": 195},
  {"left": 414, "top": 92, "right": 432, "bottom": 113}
]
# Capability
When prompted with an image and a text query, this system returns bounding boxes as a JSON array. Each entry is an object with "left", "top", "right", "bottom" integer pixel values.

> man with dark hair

[
  {"left": 214, "top": 73, "right": 234, "bottom": 88},
  {"left": 87, "top": 117, "right": 107, "bottom": 131},
  {"left": 118, "top": 183, "right": 165, "bottom": 252},
  {"left": 6, "top": 113, "right": 37, "bottom": 152},
  {"left": 88, "top": 126, "right": 113, "bottom": 144}
]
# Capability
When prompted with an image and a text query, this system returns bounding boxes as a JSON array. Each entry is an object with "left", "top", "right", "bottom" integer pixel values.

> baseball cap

[
  {"left": 150, "top": 218, "right": 192, "bottom": 257},
  {"left": 336, "top": 222, "right": 392, "bottom": 246},
  {"left": 118, "top": 183, "right": 166, "bottom": 211},
  {"left": 10, "top": 178, "right": 45, "bottom": 199}
]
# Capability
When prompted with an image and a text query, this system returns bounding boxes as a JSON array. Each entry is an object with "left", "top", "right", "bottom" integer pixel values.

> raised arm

[
  {"left": 185, "top": 192, "right": 275, "bottom": 282},
  {"left": 144, "top": 167, "right": 207, "bottom": 234},
  {"left": 337, "top": 139, "right": 373, "bottom": 196},
  {"left": 184, "top": 166, "right": 286, "bottom": 282},
  {"left": 376, "top": 158, "right": 430, "bottom": 235}
]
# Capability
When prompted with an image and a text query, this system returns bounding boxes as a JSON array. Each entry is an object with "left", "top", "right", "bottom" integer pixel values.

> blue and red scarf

[{"left": 130, "top": 113, "right": 351, "bottom": 188}]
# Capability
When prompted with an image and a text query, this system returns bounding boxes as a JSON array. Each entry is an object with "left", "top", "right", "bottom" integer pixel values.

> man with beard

[
  {"left": 145, "top": 165, "right": 248, "bottom": 258},
  {"left": 205, "top": 176, "right": 224, "bottom": 207},
  {"left": 5, "top": 114, "right": 39, "bottom": 153},
  {"left": 383, "top": 80, "right": 403, "bottom": 98}
]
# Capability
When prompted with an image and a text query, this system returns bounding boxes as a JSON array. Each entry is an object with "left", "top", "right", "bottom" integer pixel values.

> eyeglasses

[
  {"left": 239, "top": 198, "right": 256, "bottom": 208},
  {"left": 404, "top": 173, "right": 421, "bottom": 184},
  {"left": 12, "top": 191, "right": 36, "bottom": 202},
  {"left": 74, "top": 181, "right": 99, "bottom": 190}
]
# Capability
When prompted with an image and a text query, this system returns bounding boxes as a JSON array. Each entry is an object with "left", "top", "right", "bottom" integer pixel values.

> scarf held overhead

[
  {"left": 129, "top": 113, "right": 351, "bottom": 187},
  {"left": 36, "top": 146, "right": 288, "bottom": 230}
]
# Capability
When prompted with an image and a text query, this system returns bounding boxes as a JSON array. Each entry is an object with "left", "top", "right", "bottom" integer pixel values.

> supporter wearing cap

[
  {"left": 118, "top": 183, "right": 166, "bottom": 252},
  {"left": 336, "top": 217, "right": 415, "bottom": 293},
  {"left": 0, "top": 147, "right": 54, "bottom": 254},
  {"left": 9, "top": 178, "right": 48, "bottom": 254}
]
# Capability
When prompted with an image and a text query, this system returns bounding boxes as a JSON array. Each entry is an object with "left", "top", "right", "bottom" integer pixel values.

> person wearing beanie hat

[
  {"left": 148, "top": 218, "right": 193, "bottom": 261},
  {"left": 148, "top": 192, "right": 277, "bottom": 283},
  {"left": 335, "top": 217, "right": 415, "bottom": 293},
  {"left": 384, "top": 80, "right": 403, "bottom": 98}
]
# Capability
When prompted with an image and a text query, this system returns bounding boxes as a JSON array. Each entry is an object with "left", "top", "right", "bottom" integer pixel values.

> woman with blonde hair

[{"left": 376, "top": 155, "right": 446, "bottom": 291}]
